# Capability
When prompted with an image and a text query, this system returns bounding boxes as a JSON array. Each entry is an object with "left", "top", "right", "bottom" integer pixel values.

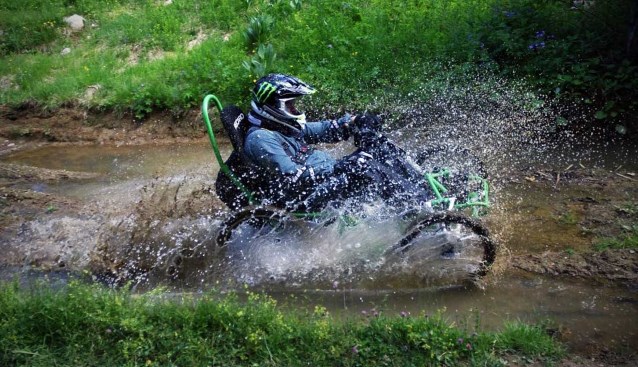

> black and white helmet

[{"left": 250, "top": 74, "right": 316, "bottom": 133}]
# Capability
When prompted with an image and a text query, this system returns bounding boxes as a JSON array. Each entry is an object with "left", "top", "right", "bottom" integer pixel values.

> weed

[
  {"left": 243, "top": 15, "right": 275, "bottom": 51},
  {"left": 594, "top": 225, "right": 638, "bottom": 251},
  {"left": 557, "top": 211, "right": 578, "bottom": 225}
]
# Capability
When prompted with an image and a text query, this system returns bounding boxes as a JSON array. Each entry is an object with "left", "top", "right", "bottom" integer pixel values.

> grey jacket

[{"left": 243, "top": 120, "right": 347, "bottom": 184}]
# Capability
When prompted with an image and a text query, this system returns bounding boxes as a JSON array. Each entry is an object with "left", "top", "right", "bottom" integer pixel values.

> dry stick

[
  {"left": 555, "top": 172, "right": 561, "bottom": 187},
  {"left": 0, "top": 165, "right": 21, "bottom": 175},
  {"left": 564, "top": 164, "right": 573, "bottom": 171},
  {"left": 615, "top": 172, "right": 637, "bottom": 182},
  {"left": 615, "top": 164, "right": 623, "bottom": 172}
]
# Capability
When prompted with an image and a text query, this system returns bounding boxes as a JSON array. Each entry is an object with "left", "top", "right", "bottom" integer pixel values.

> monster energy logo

[{"left": 254, "top": 82, "right": 277, "bottom": 103}]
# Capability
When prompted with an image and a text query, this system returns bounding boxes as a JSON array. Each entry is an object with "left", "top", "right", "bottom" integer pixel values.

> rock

[
  {"left": 61, "top": 47, "right": 71, "bottom": 55},
  {"left": 63, "top": 14, "right": 86, "bottom": 31},
  {"left": 83, "top": 84, "right": 101, "bottom": 100}
]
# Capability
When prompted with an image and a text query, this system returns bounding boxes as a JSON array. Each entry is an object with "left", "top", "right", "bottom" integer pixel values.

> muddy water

[{"left": 1, "top": 140, "right": 637, "bottom": 354}]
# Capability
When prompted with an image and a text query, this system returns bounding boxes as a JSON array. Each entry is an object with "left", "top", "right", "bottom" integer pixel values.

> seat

[{"left": 215, "top": 105, "right": 271, "bottom": 210}]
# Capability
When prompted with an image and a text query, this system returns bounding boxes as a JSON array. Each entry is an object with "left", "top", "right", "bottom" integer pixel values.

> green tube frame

[{"left": 201, "top": 94, "right": 256, "bottom": 205}]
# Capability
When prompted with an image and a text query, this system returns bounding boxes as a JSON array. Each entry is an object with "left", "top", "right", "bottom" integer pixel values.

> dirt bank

[
  {"left": 0, "top": 106, "right": 207, "bottom": 153},
  {"left": 489, "top": 166, "right": 638, "bottom": 288}
]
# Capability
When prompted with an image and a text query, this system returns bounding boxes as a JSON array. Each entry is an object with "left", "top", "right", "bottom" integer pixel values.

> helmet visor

[{"left": 280, "top": 98, "right": 301, "bottom": 117}]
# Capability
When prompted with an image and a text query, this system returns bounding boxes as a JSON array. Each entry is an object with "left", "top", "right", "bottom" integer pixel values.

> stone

[
  {"left": 61, "top": 47, "right": 71, "bottom": 55},
  {"left": 63, "top": 14, "right": 86, "bottom": 31}
]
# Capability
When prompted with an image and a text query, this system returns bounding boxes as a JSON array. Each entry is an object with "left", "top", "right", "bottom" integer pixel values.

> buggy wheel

[
  {"left": 386, "top": 212, "right": 497, "bottom": 277},
  {"left": 216, "top": 207, "right": 287, "bottom": 247}
]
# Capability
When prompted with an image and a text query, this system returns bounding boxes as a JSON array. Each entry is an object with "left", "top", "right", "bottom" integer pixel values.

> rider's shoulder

[{"left": 245, "top": 127, "right": 282, "bottom": 144}]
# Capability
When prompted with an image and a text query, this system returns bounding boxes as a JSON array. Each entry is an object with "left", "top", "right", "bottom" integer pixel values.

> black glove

[{"left": 329, "top": 113, "right": 353, "bottom": 141}]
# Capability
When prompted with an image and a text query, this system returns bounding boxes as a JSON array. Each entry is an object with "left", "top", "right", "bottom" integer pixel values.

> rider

[{"left": 243, "top": 73, "right": 373, "bottom": 211}]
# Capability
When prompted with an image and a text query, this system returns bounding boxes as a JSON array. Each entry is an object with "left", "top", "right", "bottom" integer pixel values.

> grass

[
  {"left": 1, "top": 0, "right": 636, "bottom": 128},
  {"left": 594, "top": 225, "right": 638, "bottom": 251},
  {"left": 0, "top": 281, "right": 565, "bottom": 367}
]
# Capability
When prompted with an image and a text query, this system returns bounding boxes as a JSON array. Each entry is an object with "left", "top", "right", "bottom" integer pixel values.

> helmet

[{"left": 250, "top": 74, "right": 316, "bottom": 134}]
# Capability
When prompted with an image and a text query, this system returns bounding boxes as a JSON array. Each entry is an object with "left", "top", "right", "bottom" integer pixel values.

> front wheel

[{"left": 381, "top": 212, "right": 497, "bottom": 285}]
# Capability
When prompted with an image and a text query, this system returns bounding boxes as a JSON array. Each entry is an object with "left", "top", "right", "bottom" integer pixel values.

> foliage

[
  {"left": 594, "top": 225, "right": 638, "bottom": 251},
  {"left": 243, "top": 15, "right": 275, "bottom": 51},
  {"left": 242, "top": 43, "right": 277, "bottom": 78},
  {"left": 0, "top": 281, "right": 565, "bottom": 366},
  {"left": 0, "top": 0, "right": 636, "bottom": 130}
]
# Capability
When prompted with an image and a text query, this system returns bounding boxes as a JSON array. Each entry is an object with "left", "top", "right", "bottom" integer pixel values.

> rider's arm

[
  {"left": 244, "top": 130, "right": 332, "bottom": 184},
  {"left": 304, "top": 115, "right": 351, "bottom": 144}
]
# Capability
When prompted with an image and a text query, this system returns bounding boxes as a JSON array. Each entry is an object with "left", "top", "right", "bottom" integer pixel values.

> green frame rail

[
  {"left": 201, "top": 94, "right": 256, "bottom": 205},
  {"left": 424, "top": 169, "right": 490, "bottom": 216}
]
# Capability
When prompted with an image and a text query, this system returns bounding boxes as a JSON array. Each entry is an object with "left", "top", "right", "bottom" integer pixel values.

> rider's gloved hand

[
  {"left": 352, "top": 114, "right": 382, "bottom": 148},
  {"left": 332, "top": 113, "right": 354, "bottom": 141},
  {"left": 337, "top": 113, "right": 353, "bottom": 127}
]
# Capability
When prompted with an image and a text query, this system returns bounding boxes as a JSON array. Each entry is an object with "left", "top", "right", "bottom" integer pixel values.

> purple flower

[
  {"left": 466, "top": 343, "right": 473, "bottom": 351},
  {"left": 400, "top": 311, "right": 410, "bottom": 318},
  {"left": 361, "top": 310, "right": 368, "bottom": 317},
  {"left": 351, "top": 345, "right": 359, "bottom": 355},
  {"left": 535, "top": 30, "right": 545, "bottom": 38},
  {"left": 528, "top": 42, "right": 545, "bottom": 51},
  {"left": 504, "top": 10, "right": 515, "bottom": 18},
  {"left": 457, "top": 337, "right": 464, "bottom": 345}
]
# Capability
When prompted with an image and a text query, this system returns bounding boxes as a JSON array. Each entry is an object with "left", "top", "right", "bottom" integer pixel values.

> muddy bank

[{"left": 0, "top": 106, "right": 207, "bottom": 154}]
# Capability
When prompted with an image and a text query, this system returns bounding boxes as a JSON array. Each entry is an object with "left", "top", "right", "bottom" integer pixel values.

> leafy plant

[
  {"left": 243, "top": 14, "right": 275, "bottom": 51},
  {"left": 242, "top": 43, "right": 277, "bottom": 78}
]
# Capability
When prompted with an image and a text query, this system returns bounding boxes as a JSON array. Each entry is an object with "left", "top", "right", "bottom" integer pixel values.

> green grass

[
  {"left": 1, "top": 0, "right": 636, "bottom": 127},
  {"left": 0, "top": 281, "right": 565, "bottom": 367},
  {"left": 594, "top": 225, "right": 638, "bottom": 251}
]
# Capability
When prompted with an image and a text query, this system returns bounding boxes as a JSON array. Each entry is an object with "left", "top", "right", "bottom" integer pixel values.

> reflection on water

[{"left": 2, "top": 141, "right": 222, "bottom": 199}]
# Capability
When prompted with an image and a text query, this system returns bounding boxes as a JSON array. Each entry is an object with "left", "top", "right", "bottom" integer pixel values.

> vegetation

[
  {"left": 0, "top": 0, "right": 636, "bottom": 130},
  {"left": 0, "top": 281, "right": 564, "bottom": 366},
  {"left": 594, "top": 225, "right": 638, "bottom": 251}
]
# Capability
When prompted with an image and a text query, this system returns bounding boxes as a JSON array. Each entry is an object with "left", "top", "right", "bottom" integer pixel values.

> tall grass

[
  {"left": 0, "top": 281, "right": 565, "bottom": 366},
  {"left": 0, "top": 0, "right": 635, "bottom": 127}
]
